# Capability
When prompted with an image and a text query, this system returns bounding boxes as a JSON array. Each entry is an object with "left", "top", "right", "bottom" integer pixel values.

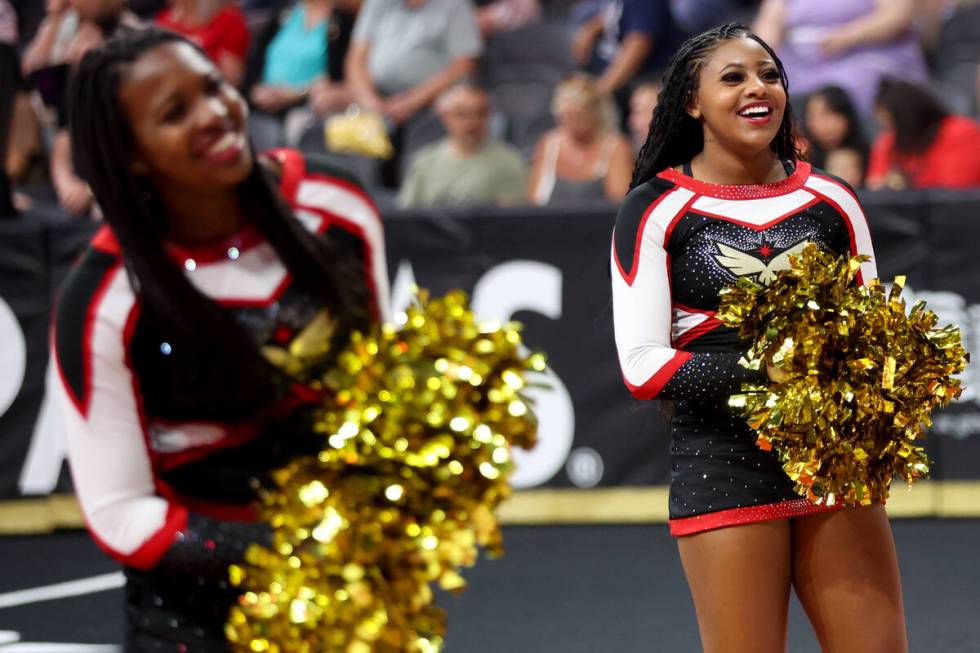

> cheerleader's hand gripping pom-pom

[
  {"left": 717, "top": 244, "right": 967, "bottom": 508},
  {"left": 225, "top": 290, "right": 541, "bottom": 653}
]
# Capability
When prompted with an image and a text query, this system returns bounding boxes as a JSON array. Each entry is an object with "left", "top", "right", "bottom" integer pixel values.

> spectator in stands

[
  {"left": 246, "top": 0, "right": 348, "bottom": 150},
  {"left": 306, "top": 0, "right": 359, "bottom": 123},
  {"left": 398, "top": 82, "right": 526, "bottom": 208},
  {"left": 0, "top": 42, "right": 19, "bottom": 215},
  {"left": 1, "top": 43, "right": 44, "bottom": 205},
  {"left": 128, "top": 0, "right": 166, "bottom": 19},
  {"left": 156, "top": 0, "right": 249, "bottom": 87},
  {"left": 753, "top": 0, "right": 928, "bottom": 117},
  {"left": 867, "top": 77, "right": 980, "bottom": 190},
  {"left": 240, "top": 0, "right": 282, "bottom": 9},
  {"left": 345, "top": 0, "right": 481, "bottom": 128},
  {"left": 0, "top": 0, "right": 17, "bottom": 45},
  {"left": 25, "top": 0, "right": 136, "bottom": 216},
  {"left": 802, "top": 86, "right": 868, "bottom": 188},
  {"left": 340, "top": 0, "right": 481, "bottom": 186},
  {"left": 571, "top": 0, "right": 681, "bottom": 97},
  {"left": 476, "top": 0, "right": 540, "bottom": 36},
  {"left": 628, "top": 80, "right": 660, "bottom": 152},
  {"left": 2, "top": 42, "right": 64, "bottom": 219},
  {"left": 669, "top": 0, "right": 745, "bottom": 33},
  {"left": 23, "top": 0, "right": 134, "bottom": 74},
  {"left": 528, "top": 73, "right": 632, "bottom": 205}
]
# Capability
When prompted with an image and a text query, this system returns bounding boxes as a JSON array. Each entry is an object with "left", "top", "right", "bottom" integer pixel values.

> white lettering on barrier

[
  {"left": 11, "top": 275, "right": 980, "bottom": 500},
  {"left": 389, "top": 260, "right": 418, "bottom": 317},
  {"left": 18, "top": 361, "right": 67, "bottom": 494},
  {"left": 895, "top": 287, "right": 980, "bottom": 439},
  {"left": 0, "top": 293, "right": 67, "bottom": 495},
  {"left": 471, "top": 261, "right": 575, "bottom": 489},
  {"left": 902, "top": 288, "right": 978, "bottom": 403},
  {"left": 0, "top": 295, "right": 26, "bottom": 417},
  {"left": 0, "top": 295, "right": 68, "bottom": 496}
]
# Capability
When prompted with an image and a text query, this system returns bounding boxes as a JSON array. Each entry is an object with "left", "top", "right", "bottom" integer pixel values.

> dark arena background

[
  {"left": 3, "top": 0, "right": 980, "bottom": 649},
  {"left": 1, "top": 194, "right": 980, "bottom": 651}
]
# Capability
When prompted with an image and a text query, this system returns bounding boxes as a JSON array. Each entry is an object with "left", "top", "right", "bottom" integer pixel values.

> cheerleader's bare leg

[
  {"left": 677, "top": 520, "right": 792, "bottom": 653},
  {"left": 791, "top": 505, "right": 908, "bottom": 653}
]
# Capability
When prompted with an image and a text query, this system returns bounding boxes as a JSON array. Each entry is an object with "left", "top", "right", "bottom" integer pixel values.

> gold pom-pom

[
  {"left": 717, "top": 244, "right": 967, "bottom": 507},
  {"left": 226, "top": 290, "right": 540, "bottom": 652},
  {"left": 324, "top": 106, "right": 395, "bottom": 159}
]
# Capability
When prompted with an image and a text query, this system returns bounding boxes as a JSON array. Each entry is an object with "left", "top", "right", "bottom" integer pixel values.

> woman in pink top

[
  {"left": 157, "top": 0, "right": 249, "bottom": 86},
  {"left": 867, "top": 78, "right": 980, "bottom": 190}
]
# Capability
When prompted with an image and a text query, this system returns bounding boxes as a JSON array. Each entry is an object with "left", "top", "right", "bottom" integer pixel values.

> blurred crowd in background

[{"left": 1, "top": 0, "right": 979, "bottom": 219}]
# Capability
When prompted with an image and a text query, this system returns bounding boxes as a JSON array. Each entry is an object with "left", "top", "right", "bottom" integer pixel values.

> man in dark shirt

[{"left": 572, "top": 0, "right": 682, "bottom": 97}]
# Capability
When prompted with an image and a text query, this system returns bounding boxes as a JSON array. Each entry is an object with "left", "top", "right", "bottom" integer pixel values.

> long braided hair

[
  {"left": 630, "top": 23, "right": 801, "bottom": 190},
  {"left": 69, "top": 27, "right": 371, "bottom": 417}
]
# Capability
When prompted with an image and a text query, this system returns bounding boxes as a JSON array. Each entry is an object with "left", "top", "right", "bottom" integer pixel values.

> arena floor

[{"left": 0, "top": 520, "right": 978, "bottom": 652}]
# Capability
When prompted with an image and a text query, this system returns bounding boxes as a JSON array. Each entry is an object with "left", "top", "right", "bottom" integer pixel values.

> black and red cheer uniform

[
  {"left": 610, "top": 161, "right": 877, "bottom": 536},
  {"left": 52, "top": 150, "right": 390, "bottom": 651}
]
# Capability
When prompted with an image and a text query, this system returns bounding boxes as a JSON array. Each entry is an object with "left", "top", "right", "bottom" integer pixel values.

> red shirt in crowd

[
  {"left": 156, "top": 6, "right": 249, "bottom": 66},
  {"left": 867, "top": 115, "right": 980, "bottom": 189}
]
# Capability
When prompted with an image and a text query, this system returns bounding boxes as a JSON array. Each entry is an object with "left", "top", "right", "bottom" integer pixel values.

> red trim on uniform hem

[
  {"left": 658, "top": 161, "right": 812, "bottom": 200},
  {"left": 669, "top": 498, "right": 842, "bottom": 536},
  {"left": 624, "top": 350, "right": 692, "bottom": 399},
  {"left": 687, "top": 196, "right": 822, "bottom": 232}
]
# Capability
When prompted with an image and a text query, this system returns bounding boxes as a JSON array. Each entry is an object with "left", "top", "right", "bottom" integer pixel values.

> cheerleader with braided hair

[
  {"left": 54, "top": 27, "right": 389, "bottom": 651},
  {"left": 612, "top": 24, "right": 907, "bottom": 652}
]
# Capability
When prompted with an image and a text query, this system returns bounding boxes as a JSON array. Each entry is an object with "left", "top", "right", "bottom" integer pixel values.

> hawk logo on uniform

[{"left": 713, "top": 240, "right": 812, "bottom": 284}]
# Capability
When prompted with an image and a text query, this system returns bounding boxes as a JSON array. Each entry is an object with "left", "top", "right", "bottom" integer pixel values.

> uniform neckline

[
  {"left": 164, "top": 224, "right": 264, "bottom": 266},
  {"left": 658, "top": 160, "right": 812, "bottom": 200}
]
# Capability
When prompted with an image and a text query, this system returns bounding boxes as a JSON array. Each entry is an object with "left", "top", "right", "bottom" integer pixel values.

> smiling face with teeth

[
  {"left": 119, "top": 41, "right": 253, "bottom": 201},
  {"left": 686, "top": 37, "right": 787, "bottom": 164}
]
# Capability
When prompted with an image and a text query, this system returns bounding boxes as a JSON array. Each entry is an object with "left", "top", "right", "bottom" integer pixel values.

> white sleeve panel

[
  {"left": 610, "top": 220, "right": 691, "bottom": 400},
  {"left": 55, "top": 267, "right": 181, "bottom": 567}
]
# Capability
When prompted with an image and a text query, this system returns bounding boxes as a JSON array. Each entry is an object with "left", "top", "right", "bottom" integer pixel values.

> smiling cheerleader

[
  {"left": 53, "top": 27, "right": 389, "bottom": 651},
  {"left": 611, "top": 24, "right": 908, "bottom": 653}
]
